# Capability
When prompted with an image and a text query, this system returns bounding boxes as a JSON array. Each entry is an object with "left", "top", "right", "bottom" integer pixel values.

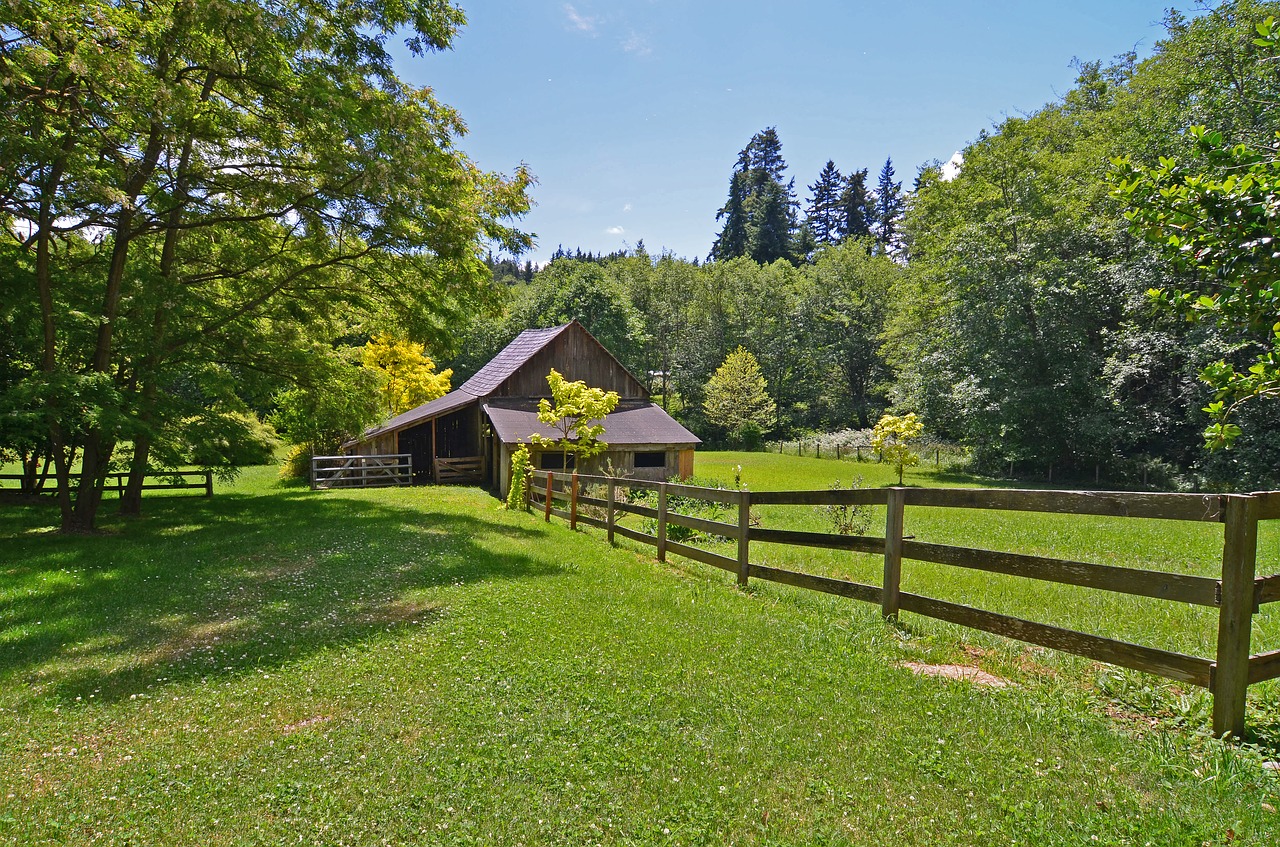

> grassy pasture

[
  {"left": 668, "top": 453, "right": 1280, "bottom": 663},
  {"left": 0, "top": 457, "right": 1278, "bottom": 845}
]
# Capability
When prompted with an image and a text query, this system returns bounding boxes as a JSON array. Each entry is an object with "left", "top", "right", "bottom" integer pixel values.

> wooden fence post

[
  {"left": 570, "top": 471, "right": 579, "bottom": 531},
  {"left": 544, "top": 472, "right": 553, "bottom": 522},
  {"left": 657, "top": 483, "right": 668, "bottom": 563},
  {"left": 737, "top": 489, "right": 751, "bottom": 588},
  {"left": 204, "top": 470, "right": 213, "bottom": 498},
  {"left": 607, "top": 480, "right": 616, "bottom": 544},
  {"left": 1213, "top": 494, "right": 1260, "bottom": 738},
  {"left": 882, "top": 487, "right": 906, "bottom": 620}
]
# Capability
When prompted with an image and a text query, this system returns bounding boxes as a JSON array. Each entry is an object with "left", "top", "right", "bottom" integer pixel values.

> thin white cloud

[
  {"left": 621, "top": 31, "right": 651, "bottom": 56},
  {"left": 605, "top": 226, "right": 625, "bottom": 235},
  {"left": 941, "top": 151, "right": 963, "bottom": 181},
  {"left": 563, "top": 3, "right": 597, "bottom": 34},
  {"left": 622, "top": 203, "right": 632, "bottom": 213}
]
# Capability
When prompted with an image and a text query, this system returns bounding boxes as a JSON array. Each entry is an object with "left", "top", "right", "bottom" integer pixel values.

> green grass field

[{"left": 1, "top": 455, "right": 1279, "bottom": 845}]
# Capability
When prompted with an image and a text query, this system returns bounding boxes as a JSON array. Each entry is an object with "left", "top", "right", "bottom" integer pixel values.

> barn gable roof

[
  {"left": 348, "top": 321, "right": 618, "bottom": 445},
  {"left": 457, "top": 323, "right": 574, "bottom": 396},
  {"left": 483, "top": 399, "right": 700, "bottom": 447}
]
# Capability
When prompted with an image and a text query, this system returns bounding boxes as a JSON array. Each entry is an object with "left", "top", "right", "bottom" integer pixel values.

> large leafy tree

[
  {"left": 362, "top": 336, "right": 453, "bottom": 417},
  {"left": 1115, "top": 122, "right": 1280, "bottom": 449},
  {"left": 1, "top": 0, "right": 529, "bottom": 530}
]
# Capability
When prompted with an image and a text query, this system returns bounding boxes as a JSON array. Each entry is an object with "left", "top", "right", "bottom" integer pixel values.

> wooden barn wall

[{"left": 493, "top": 330, "right": 648, "bottom": 398}]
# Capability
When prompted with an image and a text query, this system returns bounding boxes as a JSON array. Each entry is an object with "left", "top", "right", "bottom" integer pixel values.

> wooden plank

[
  {"left": 550, "top": 506, "right": 572, "bottom": 522},
  {"left": 897, "top": 592, "right": 1213, "bottom": 687},
  {"left": 666, "top": 539, "right": 738, "bottom": 573},
  {"left": 748, "top": 564, "right": 883, "bottom": 604},
  {"left": 615, "top": 501, "right": 659, "bottom": 520},
  {"left": 751, "top": 527, "right": 884, "bottom": 555},
  {"left": 570, "top": 472, "right": 579, "bottom": 531},
  {"left": 1214, "top": 495, "right": 1260, "bottom": 737},
  {"left": 1257, "top": 574, "right": 1280, "bottom": 606},
  {"left": 575, "top": 513, "right": 608, "bottom": 531},
  {"left": 901, "top": 540, "right": 1220, "bottom": 607},
  {"left": 882, "top": 488, "right": 905, "bottom": 619},
  {"left": 751, "top": 488, "right": 890, "bottom": 506},
  {"left": 665, "top": 511, "right": 737, "bottom": 538},
  {"left": 1254, "top": 491, "right": 1280, "bottom": 521},
  {"left": 901, "top": 487, "right": 1226, "bottom": 523},
  {"left": 662, "top": 481, "right": 740, "bottom": 505},
  {"left": 612, "top": 523, "right": 657, "bottom": 547},
  {"left": 607, "top": 481, "right": 616, "bottom": 544},
  {"left": 1249, "top": 649, "right": 1280, "bottom": 684},
  {"left": 657, "top": 485, "right": 668, "bottom": 563},
  {"left": 577, "top": 494, "right": 609, "bottom": 509}
]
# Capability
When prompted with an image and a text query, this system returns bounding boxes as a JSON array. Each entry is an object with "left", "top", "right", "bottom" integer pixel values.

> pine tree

[
  {"left": 710, "top": 170, "right": 750, "bottom": 261},
  {"left": 709, "top": 128, "right": 798, "bottom": 263},
  {"left": 749, "top": 178, "right": 797, "bottom": 265},
  {"left": 806, "top": 160, "right": 845, "bottom": 245},
  {"left": 872, "top": 158, "right": 904, "bottom": 252},
  {"left": 839, "top": 168, "right": 872, "bottom": 240}
]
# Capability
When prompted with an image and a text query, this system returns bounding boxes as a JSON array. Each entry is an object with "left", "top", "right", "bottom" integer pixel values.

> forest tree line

[{"left": 464, "top": 0, "right": 1280, "bottom": 489}]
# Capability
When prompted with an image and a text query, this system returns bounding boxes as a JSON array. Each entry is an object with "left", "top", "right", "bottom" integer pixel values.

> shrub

[
  {"left": 817, "top": 477, "right": 872, "bottom": 536},
  {"left": 506, "top": 445, "right": 533, "bottom": 511}
]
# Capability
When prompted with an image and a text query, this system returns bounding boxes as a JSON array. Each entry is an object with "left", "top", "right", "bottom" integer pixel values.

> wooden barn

[{"left": 343, "top": 321, "right": 699, "bottom": 494}]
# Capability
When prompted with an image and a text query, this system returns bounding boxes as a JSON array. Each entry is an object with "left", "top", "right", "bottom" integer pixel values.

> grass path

[{"left": 1, "top": 461, "right": 1278, "bottom": 844}]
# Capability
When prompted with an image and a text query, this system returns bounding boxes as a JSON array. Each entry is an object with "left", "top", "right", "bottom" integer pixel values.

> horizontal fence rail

[
  {"left": 312, "top": 454, "right": 412, "bottom": 490},
  {"left": 0, "top": 471, "right": 213, "bottom": 498},
  {"left": 530, "top": 470, "right": 1278, "bottom": 738}
]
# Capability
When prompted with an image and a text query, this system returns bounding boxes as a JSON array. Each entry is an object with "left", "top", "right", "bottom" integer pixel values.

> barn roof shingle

[
  {"left": 346, "top": 323, "right": 575, "bottom": 445},
  {"left": 483, "top": 399, "right": 700, "bottom": 446}
]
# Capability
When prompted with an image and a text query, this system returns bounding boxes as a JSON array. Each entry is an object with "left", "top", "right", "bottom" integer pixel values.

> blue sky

[{"left": 395, "top": 1, "right": 1189, "bottom": 263}]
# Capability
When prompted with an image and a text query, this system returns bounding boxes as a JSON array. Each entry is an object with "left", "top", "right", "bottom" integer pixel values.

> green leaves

[
  {"left": 530, "top": 369, "right": 620, "bottom": 462},
  {"left": 702, "top": 347, "right": 776, "bottom": 445},
  {"left": 1113, "top": 123, "right": 1280, "bottom": 450}
]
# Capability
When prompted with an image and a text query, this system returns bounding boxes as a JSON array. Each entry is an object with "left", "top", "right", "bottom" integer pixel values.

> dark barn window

[
  {"left": 634, "top": 451, "right": 666, "bottom": 468},
  {"left": 538, "top": 452, "right": 575, "bottom": 470}
]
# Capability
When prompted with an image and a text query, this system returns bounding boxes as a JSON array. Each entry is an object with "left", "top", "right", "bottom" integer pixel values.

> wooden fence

[
  {"left": 531, "top": 469, "right": 1280, "bottom": 738},
  {"left": 311, "top": 454, "right": 412, "bottom": 490},
  {"left": 768, "top": 439, "right": 964, "bottom": 467},
  {"left": 0, "top": 470, "right": 213, "bottom": 498}
]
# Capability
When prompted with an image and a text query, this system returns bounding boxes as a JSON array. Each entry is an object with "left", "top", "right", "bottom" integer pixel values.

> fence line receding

[{"left": 531, "top": 470, "right": 1278, "bottom": 738}]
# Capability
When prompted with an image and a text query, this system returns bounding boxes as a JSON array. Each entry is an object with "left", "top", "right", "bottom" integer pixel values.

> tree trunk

[{"left": 119, "top": 432, "right": 152, "bottom": 518}]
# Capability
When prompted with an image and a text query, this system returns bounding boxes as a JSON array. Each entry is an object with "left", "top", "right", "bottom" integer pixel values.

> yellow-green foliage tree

[
  {"left": 506, "top": 444, "right": 533, "bottom": 511},
  {"left": 362, "top": 335, "right": 453, "bottom": 416},
  {"left": 702, "top": 346, "right": 776, "bottom": 447},
  {"left": 872, "top": 413, "right": 924, "bottom": 485},
  {"left": 530, "top": 369, "right": 620, "bottom": 470}
]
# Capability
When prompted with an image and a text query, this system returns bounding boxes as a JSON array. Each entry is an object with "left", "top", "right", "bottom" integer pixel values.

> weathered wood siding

[
  {"left": 491, "top": 328, "right": 648, "bottom": 398},
  {"left": 347, "top": 433, "right": 396, "bottom": 456}
]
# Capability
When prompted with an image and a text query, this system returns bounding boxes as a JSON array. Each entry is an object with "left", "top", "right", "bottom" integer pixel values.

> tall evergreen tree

[
  {"left": 872, "top": 158, "right": 905, "bottom": 252},
  {"left": 806, "top": 160, "right": 845, "bottom": 245},
  {"left": 709, "top": 127, "right": 798, "bottom": 263},
  {"left": 710, "top": 170, "right": 751, "bottom": 261},
  {"left": 838, "top": 168, "right": 872, "bottom": 240},
  {"left": 750, "top": 178, "right": 798, "bottom": 264}
]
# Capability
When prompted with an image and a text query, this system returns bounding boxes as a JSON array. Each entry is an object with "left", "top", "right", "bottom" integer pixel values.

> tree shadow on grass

[{"left": 0, "top": 487, "right": 559, "bottom": 704}]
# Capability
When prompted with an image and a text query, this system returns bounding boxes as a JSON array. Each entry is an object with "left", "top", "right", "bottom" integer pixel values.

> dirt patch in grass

[{"left": 905, "top": 661, "right": 1010, "bottom": 687}]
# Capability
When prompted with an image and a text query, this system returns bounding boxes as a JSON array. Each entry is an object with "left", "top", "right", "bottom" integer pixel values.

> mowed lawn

[{"left": 0, "top": 457, "right": 1278, "bottom": 845}]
